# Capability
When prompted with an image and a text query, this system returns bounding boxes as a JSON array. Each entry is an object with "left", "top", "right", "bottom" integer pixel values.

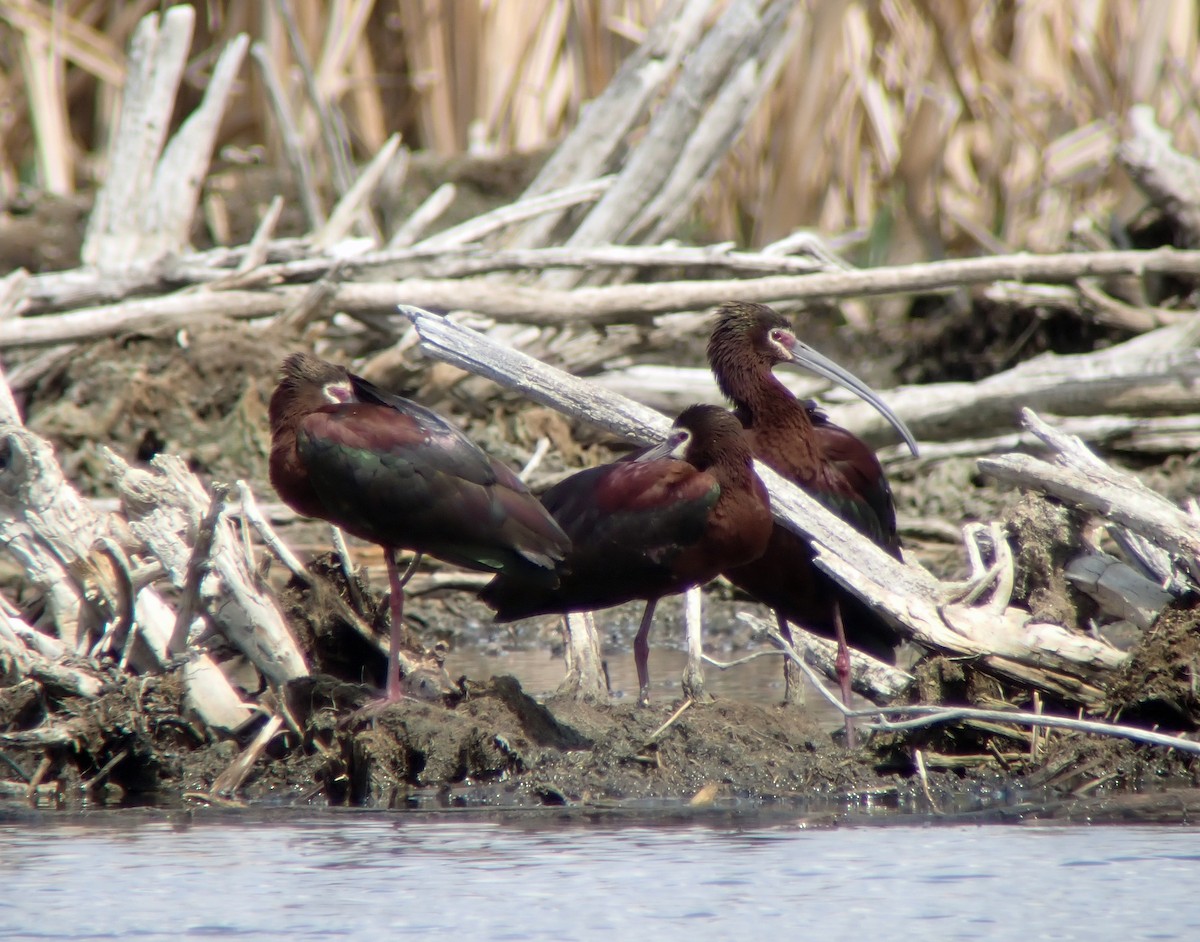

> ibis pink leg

[
  {"left": 383, "top": 550, "right": 420, "bottom": 702},
  {"left": 633, "top": 599, "right": 659, "bottom": 706},
  {"left": 832, "top": 599, "right": 857, "bottom": 748}
]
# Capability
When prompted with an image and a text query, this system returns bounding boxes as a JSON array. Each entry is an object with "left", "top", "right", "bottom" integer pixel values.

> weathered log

[
  {"left": 1065, "top": 551, "right": 1174, "bottom": 633},
  {"left": 8, "top": 247, "right": 1200, "bottom": 348},
  {"left": 1120, "top": 105, "right": 1200, "bottom": 246},
  {"left": 84, "top": 6, "right": 248, "bottom": 272},
  {"left": 103, "top": 449, "right": 309, "bottom": 686},
  {"left": 979, "top": 409, "right": 1200, "bottom": 584},
  {"left": 507, "top": 0, "right": 719, "bottom": 249},
  {"left": 838, "top": 317, "right": 1200, "bottom": 448}
]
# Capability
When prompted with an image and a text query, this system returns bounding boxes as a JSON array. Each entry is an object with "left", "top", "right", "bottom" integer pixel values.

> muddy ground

[{"left": 3, "top": 173, "right": 1200, "bottom": 819}]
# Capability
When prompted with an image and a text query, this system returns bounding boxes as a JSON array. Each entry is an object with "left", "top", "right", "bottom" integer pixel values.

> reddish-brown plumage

[
  {"left": 707, "top": 301, "right": 918, "bottom": 737},
  {"left": 481, "top": 403, "right": 772, "bottom": 703},
  {"left": 269, "top": 352, "right": 570, "bottom": 701}
]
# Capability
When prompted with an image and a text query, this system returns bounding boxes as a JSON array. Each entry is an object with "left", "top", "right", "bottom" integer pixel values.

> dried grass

[{"left": 0, "top": 0, "right": 1195, "bottom": 252}]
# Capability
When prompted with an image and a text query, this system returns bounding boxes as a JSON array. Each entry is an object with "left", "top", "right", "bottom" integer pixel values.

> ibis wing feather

[
  {"left": 809, "top": 409, "right": 901, "bottom": 556},
  {"left": 483, "top": 459, "right": 721, "bottom": 619},
  {"left": 297, "top": 405, "right": 567, "bottom": 575}
]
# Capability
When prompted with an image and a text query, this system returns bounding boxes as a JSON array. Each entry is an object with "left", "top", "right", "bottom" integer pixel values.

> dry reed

[{"left": 0, "top": 0, "right": 1195, "bottom": 253}]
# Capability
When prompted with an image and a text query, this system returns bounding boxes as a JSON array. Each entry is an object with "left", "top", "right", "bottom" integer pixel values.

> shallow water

[
  {"left": 449, "top": 646, "right": 851, "bottom": 725},
  {"left": 1, "top": 814, "right": 1197, "bottom": 941}
]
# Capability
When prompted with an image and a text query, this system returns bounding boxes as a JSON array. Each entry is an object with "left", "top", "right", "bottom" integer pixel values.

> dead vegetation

[{"left": 1, "top": 2, "right": 1200, "bottom": 815}]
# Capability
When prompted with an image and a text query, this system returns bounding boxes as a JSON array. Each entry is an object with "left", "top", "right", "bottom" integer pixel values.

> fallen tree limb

[
  {"left": 507, "top": 0, "right": 719, "bottom": 249},
  {"left": 18, "top": 239, "right": 829, "bottom": 318},
  {"left": 84, "top": 7, "right": 247, "bottom": 272},
  {"left": 885, "top": 413, "right": 1200, "bottom": 464},
  {"left": 979, "top": 408, "right": 1200, "bottom": 583},
  {"left": 1120, "top": 105, "right": 1200, "bottom": 246},
  {"left": 8, "top": 247, "right": 1200, "bottom": 348},
  {"left": 749, "top": 602, "right": 1195, "bottom": 755},
  {"left": 103, "top": 449, "right": 309, "bottom": 686},
  {"left": 549, "top": 0, "right": 794, "bottom": 284},
  {"left": 861, "top": 704, "right": 1200, "bottom": 756},
  {"left": 837, "top": 316, "right": 1200, "bottom": 447},
  {"left": 0, "top": 392, "right": 249, "bottom": 731}
]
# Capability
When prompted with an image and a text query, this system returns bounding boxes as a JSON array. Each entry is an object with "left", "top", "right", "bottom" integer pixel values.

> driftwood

[
  {"left": 593, "top": 363, "right": 823, "bottom": 417},
  {"left": 1120, "top": 105, "right": 1200, "bottom": 246},
  {"left": 9, "top": 246, "right": 1200, "bottom": 348},
  {"left": 543, "top": 0, "right": 795, "bottom": 285},
  {"left": 507, "top": 0, "right": 720, "bottom": 250},
  {"left": 558, "top": 612, "right": 607, "bottom": 701},
  {"left": 1065, "top": 552, "right": 1174, "bottom": 635},
  {"left": 0, "top": 396, "right": 252, "bottom": 732},
  {"left": 979, "top": 409, "right": 1200, "bottom": 585},
  {"left": 84, "top": 7, "right": 248, "bottom": 273},
  {"left": 17, "top": 238, "right": 829, "bottom": 318},
  {"left": 734, "top": 612, "right": 914, "bottom": 702},
  {"left": 103, "top": 449, "right": 309, "bottom": 686},
  {"left": 835, "top": 317, "right": 1200, "bottom": 448},
  {"left": 891, "top": 413, "right": 1200, "bottom": 464}
]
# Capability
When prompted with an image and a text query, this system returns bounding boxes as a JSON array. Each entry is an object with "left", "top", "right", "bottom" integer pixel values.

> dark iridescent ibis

[
  {"left": 268, "top": 353, "right": 571, "bottom": 702},
  {"left": 480, "top": 404, "right": 773, "bottom": 705},
  {"left": 707, "top": 301, "right": 919, "bottom": 744}
]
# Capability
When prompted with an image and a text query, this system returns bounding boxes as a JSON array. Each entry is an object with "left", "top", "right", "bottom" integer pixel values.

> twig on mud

[
  {"left": 313, "top": 133, "right": 402, "bottom": 249},
  {"left": 643, "top": 698, "right": 695, "bottom": 748},
  {"left": 416, "top": 177, "right": 615, "bottom": 250},
  {"left": 209, "top": 713, "right": 285, "bottom": 798},
  {"left": 328, "top": 525, "right": 366, "bottom": 614},
  {"left": 702, "top": 649, "right": 783, "bottom": 669},
  {"left": 858, "top": 704, "right": 1200, "bottom": 756},
  {"left": 913, "top": 749, "right": 940, "bottom": 813},
  {"left": 79, "top": 747, "right": 129, "bottom": 792},
  {"left": 237, "top": 480, "right": 307, "bottom": 578},
  {"left": 388, "top": 182, "right": 456, "bottom": 248},
  {"left": 517, "top": 437, "right": 550, "bottom": 482},
  {"left": 202, "top": 196, "right": 286, "bottom": 291},
  {"left": 755, "top": 620, "right": 855, "bottom": 717}
]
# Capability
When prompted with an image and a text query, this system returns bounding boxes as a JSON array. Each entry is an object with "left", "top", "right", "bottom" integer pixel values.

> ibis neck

[{"left": 727, "top": 367, "right": 813, "bottom": 431}]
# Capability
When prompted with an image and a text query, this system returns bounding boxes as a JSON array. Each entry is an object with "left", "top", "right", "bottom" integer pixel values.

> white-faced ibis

[
  {"left": 481, "top": 404, "right": 773, "bottom": 705},
  {"left": 707, "top": 301, "right": 919, "bottom": 744},
  {"left": 268, "top": 353, "right": 570, "bottom": 702}
]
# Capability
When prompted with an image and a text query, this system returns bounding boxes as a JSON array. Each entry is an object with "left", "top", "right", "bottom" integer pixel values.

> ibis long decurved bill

[{"left": 785, "top": 343, "right": 919, "bottom": 457}]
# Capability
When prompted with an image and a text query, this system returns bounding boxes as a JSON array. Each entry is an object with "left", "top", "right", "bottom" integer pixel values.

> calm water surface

[
  {"left": 449, "top": 646, "right": 852, "bottom": 725},
  {"left": 1, "top": 814, "right": 1197, "bottom": 941}
]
